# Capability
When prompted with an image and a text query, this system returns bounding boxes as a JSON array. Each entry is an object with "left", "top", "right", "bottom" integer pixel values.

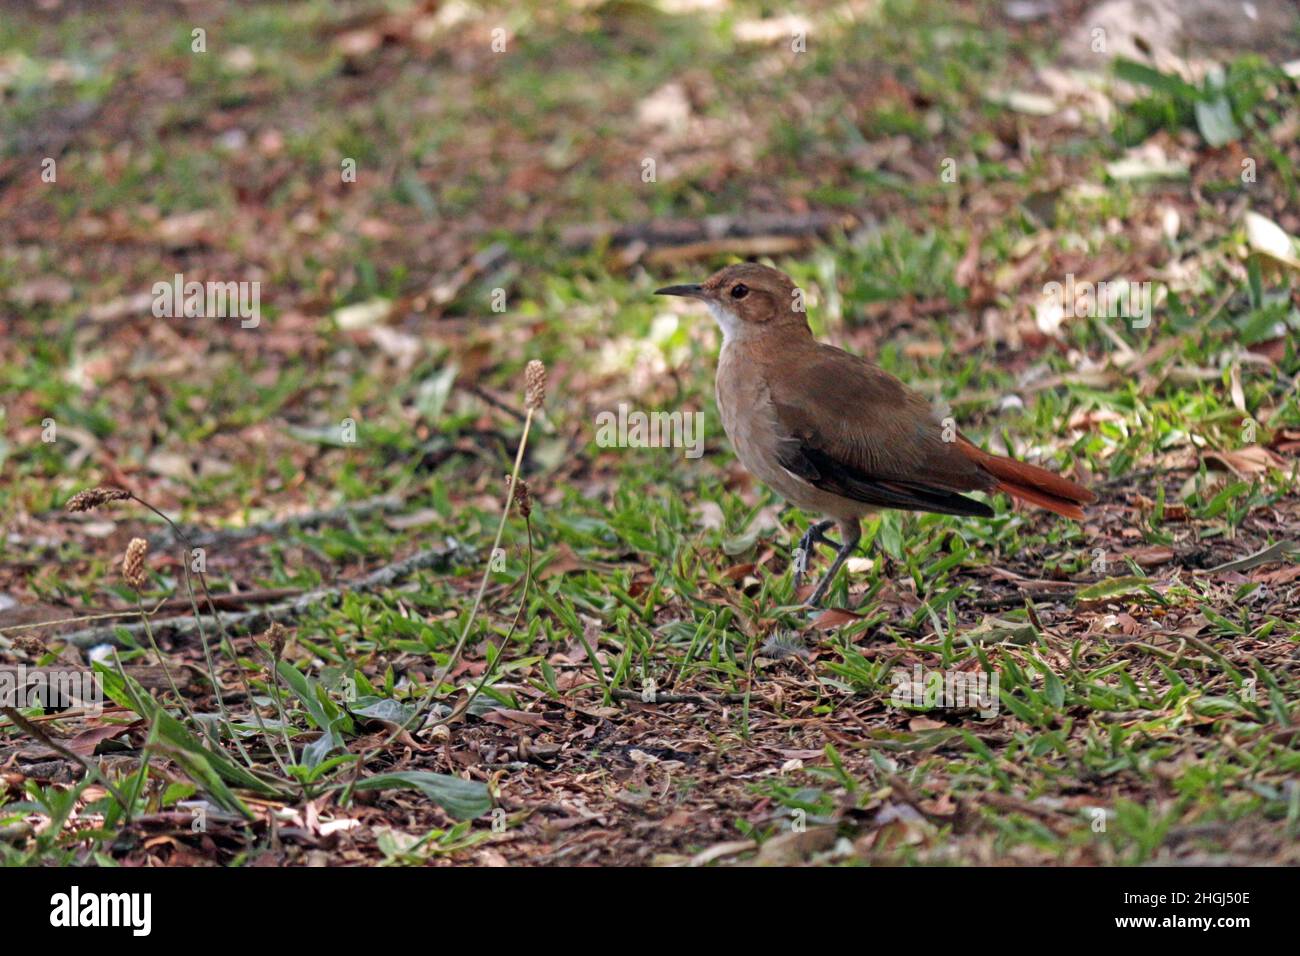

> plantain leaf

[
  {"left": 356, "top": 771, "right": 491, "bottom": 820},
  {"left": 1074, "top": 576, "right": 1151, "bottom": 602}
]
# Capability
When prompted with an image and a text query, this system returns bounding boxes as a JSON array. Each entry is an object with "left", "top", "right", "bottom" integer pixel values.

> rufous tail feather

[{"left": 958, "top": 439, "right": 1095, "bottom": 521}]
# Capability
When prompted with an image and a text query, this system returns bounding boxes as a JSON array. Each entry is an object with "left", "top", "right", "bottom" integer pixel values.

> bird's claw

[{"left": 793, "top": 519, "right": 837, "bottom": 597}]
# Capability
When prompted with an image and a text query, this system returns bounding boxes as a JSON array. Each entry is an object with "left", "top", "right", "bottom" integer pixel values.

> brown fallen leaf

[
  {"left": 752, "top": 826, "right": 838, "bottom": 866},
  {"left": 1269, "top": 428, "right": 1300, "bottom": 455},
  {"left": 1126, "top": 545, "right": 1176, "bottom": 568},
  {"left": 644, "top": 235, "right": 808, "bottom": 267},
  {"left": 1256, "top": 564, "right": 1300, "bottom": 586},
  {"left": 480, "top": 708, "right": 551, "bottom": 730},
  {"left": 1247, "top": 337, "right": 1290, "bottom": 365},
  {"left": 808, "top": 608, "right": 864, "bottom": 631},
  {"left": 721, "top": 562, "right": 755, "bottom": 582},
  {"left": 907, "top": 717, "right": 947, "bottom": 731},
  {"left": 1202, "top": 445, "right": 1286, "bottom": 478},
  {"left": 954, "top": 230, "right": 982, "bottom": 289},
  {"left": 903, "top": 340, "right": 946, "bottom": 359},
  {"left": 67, "top": 721, "right": 141, "bottom": 757},
  {"left": 918, "top": 792, "right": 958, "bottom": 819},
  {"left": 1134, "top": 493, "right": 1190, "bottom": 521},
  {"left": 537, "top": 543, "right": 585, "bottom": 580},
  {"left": 774, "top": 748, "right": 825, "bottom": 761},
  {"left": 8, "top": 276, "right": 73, "bottom": 307},
  {"left": 155, "top": 210, "right": 213, "bottom": 249},
  {"left": 335, "top": 28, "right": 382, "bottom": 57},
  {"left": 383, "top": 508, "right": 441, "bottom": 531}
]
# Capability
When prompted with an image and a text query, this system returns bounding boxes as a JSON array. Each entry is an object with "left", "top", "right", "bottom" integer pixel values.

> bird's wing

[{"left": 769, "top": 344, "right": 997, "bottom": 518}]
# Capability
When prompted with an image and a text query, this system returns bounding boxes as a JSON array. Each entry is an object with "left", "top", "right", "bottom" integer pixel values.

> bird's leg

[
  {"left": 806, "top": 520, "right": 863, "bottom": 608},
  {"left": 792, "top": 519, "right": 838, "bottom": 591}
]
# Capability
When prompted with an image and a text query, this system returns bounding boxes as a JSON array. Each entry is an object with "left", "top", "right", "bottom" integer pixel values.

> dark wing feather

[
  {"left": 778, "top": 442, "right": 994, "bottom": 517},
  {"left": 770, "top": 344, "right": 997, "bottom": 517}
]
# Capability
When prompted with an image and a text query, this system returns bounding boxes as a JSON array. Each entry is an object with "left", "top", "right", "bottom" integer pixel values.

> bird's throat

[{"left": 705, "top": 300, "right": 742, "bottom": 344}]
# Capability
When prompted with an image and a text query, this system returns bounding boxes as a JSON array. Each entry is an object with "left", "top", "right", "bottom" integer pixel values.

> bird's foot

[
  {"left": 805, "top": 578, "right": 832, "bottom": 609},
  {"left": 804, "top": 525, "right": 863, "bottom": 608},
  {"left": 792, "top": 519, "right": 837, "bottom": 592}
]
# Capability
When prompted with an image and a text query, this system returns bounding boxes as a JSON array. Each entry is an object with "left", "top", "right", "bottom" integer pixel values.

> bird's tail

[{"left": 958, "top": 439, "right": 1095, "bottom": 520}]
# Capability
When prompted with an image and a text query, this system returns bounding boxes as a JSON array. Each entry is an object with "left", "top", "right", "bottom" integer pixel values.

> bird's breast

[
  {"left": 717, "top": 349, "right": 812, "bottom": 498},
  {"left": 715, "top": 343, "right": 873, "bottom": 522},
  {"left": 714, "top": 346, "right": 772, "bottom": 473}
]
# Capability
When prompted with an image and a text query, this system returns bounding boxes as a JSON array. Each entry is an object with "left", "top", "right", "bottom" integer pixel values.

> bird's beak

[{"left": 655, "top": 283, "right": 706, "bottom": 299}]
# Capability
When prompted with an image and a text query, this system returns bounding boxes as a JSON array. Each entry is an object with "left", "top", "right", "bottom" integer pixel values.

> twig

[
  {"left": 0, "top": 704, "right": 134, "bottom": 724},
  {"left": 59, "top": 543, "right": 470, "bottom": 648},
  {"left": 144, "top": 494, "right": 405, "bottom": 549},
  {"left": 0, "top": 706, "right": 130, "bottom": 814},
  {"left": 973, "top": 589, "right": 1079, "bottom": 609},
  {"left": 147, "top": 588, "right": 303, "bottom": 614},
  {"left": 558, "top": 211, "right": 855, "bottom": 250},
  {"left": 610, "top": 688, "right": 745, "bottom": 705},
  {"left": 1095, "top": 466, "right": 1175, "bottom": 490},
  {"left": 0, "top": 600, "right": 167, "bottom": 639}
]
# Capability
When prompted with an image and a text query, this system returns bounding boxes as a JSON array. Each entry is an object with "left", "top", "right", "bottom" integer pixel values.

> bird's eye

[{"left": 730, "top": 284, "right": 749, "bottom": 299}]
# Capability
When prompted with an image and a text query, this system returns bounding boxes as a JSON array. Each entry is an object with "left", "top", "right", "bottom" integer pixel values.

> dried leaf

[{"left": 1202, "top": 445, "right": 1285, "bottom": 477}]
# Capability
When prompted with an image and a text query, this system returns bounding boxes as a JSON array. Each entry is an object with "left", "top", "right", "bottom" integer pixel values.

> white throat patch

[{"left": 706, "top": 300, "right": 742, "bottom": 343}]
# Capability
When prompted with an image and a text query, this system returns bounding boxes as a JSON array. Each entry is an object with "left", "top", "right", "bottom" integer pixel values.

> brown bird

[{"left": 657, "top": 263, "right": 1096, "bottom": 606}]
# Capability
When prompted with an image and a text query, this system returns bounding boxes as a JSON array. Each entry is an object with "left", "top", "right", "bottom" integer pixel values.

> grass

[{"left": 0, "top": 0, "right": 1298, "bottom": 866}]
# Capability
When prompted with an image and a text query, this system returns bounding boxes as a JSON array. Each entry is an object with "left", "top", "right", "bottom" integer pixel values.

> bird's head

[{"left": 656, "top": 263, "right": 808, "bottom": 342}]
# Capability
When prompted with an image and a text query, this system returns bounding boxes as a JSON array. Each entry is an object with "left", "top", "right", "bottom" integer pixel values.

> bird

[{"left": 656, "top": 262, "right": 1096, "bottom": 607}]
